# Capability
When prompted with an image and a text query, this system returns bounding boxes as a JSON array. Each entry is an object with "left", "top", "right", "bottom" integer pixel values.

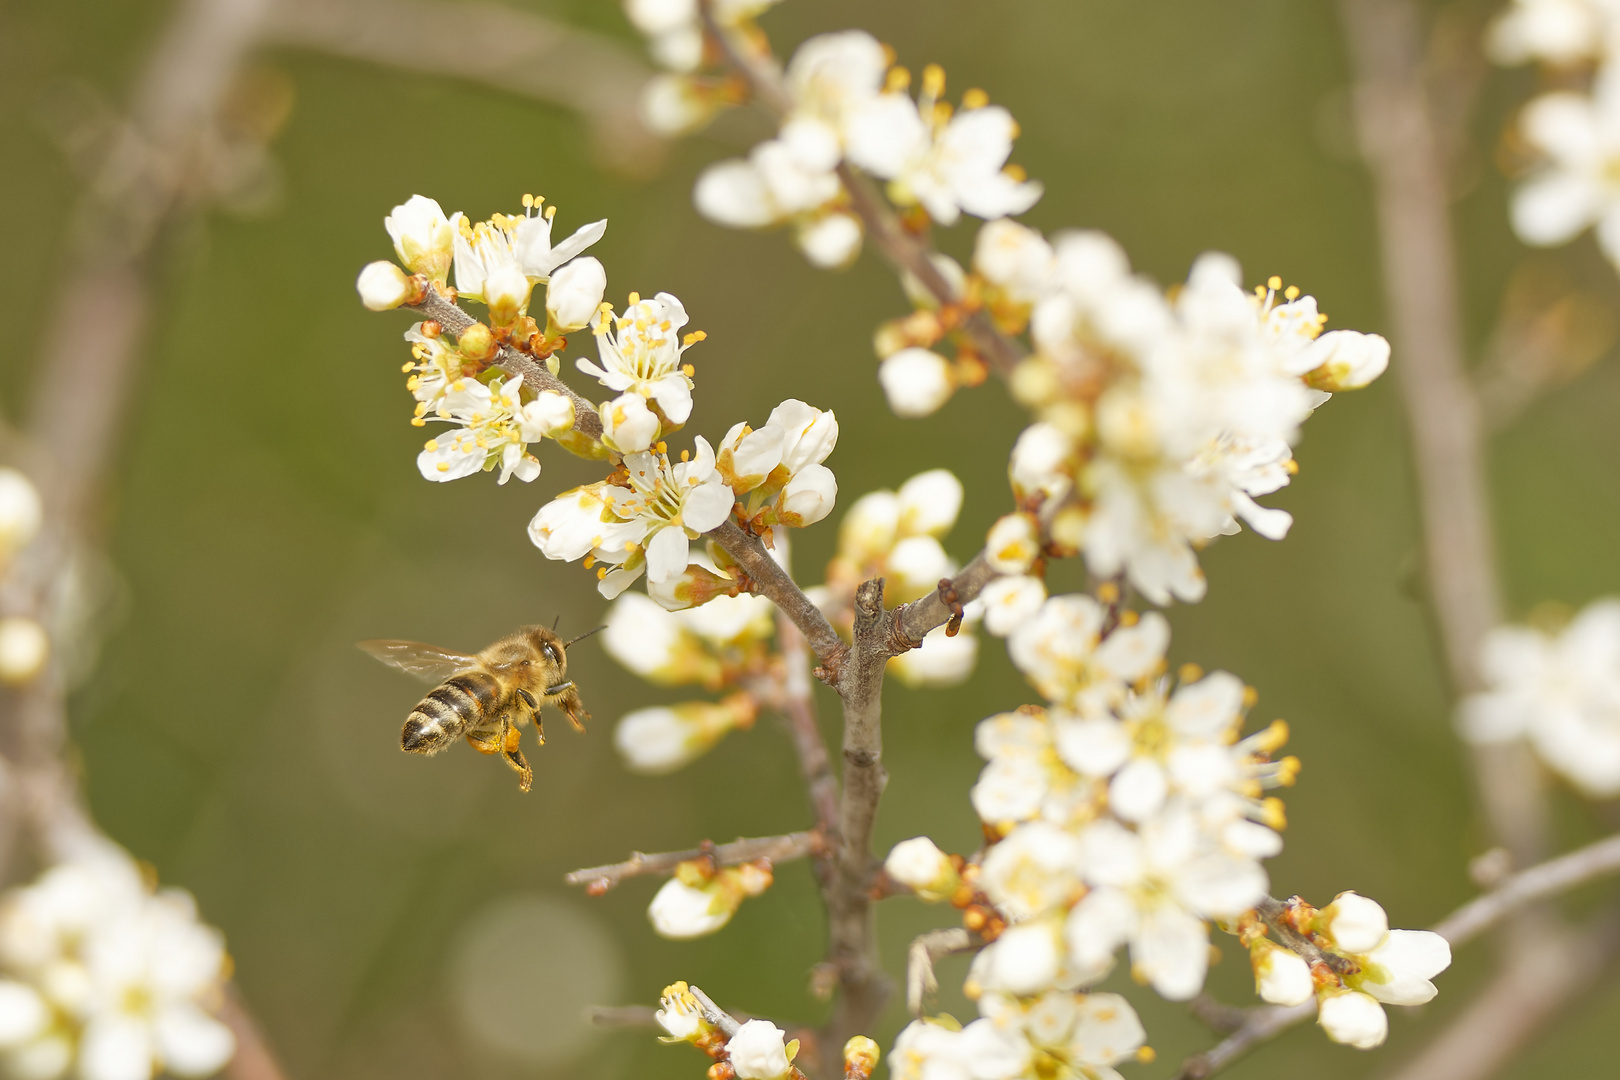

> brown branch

[
  {"left": 776, "top": 612, "right": 840, "bottom": 853},
  {"left": 403, "top": 288, "right": 604, "bottom": 441},
  {"left": 699, "top": 1, "right": 1023, "bottom": 375},
  {"left": 891, "top": 554, "right": 999, "bottom": 655},
  {"left": 1254, "top": 896, "right": 1358, "bottom": 976},
  {"left": 1339, "top": 0, "right": 1551, "bottom": 878},
  {"left": 262, "top": 0, "right": 663, "bottom": 174},
  {"left": 1169, "top": 1000, "right": 1317, "bottom": 1080},
  {"left": 563, "top": 830, "right": 818, "bottom": 892},
  {"left": 709, "top": 522, "right": 844, "bottom": 661},
  {"left": 906, "top": 927, "right": 976, "bottom": 1017},
  {"left": 824, "top": 578, "right": 893, "bottom": 1048}
]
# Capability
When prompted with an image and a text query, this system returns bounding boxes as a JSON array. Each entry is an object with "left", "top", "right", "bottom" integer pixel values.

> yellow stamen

[
  {"left": 681, "top": 364, "right": 695, "bottom": 377},
  {"left": 962, "top": 87, "right": 989, "bottom": 109},
  {"left": 1242, "top": 685, "right": 1259, "bottom": 708},
  {"left": 885, "top": 66, "right": 911, "bottom": 92},
  {"left": 627, "top": 291, "right": 642, "bottom": 306},
  {"left": 922, "top": 63, "right": 945, "bottom": 97},
  {"left": 1178, "top": 662, "right": 1204, "bottom": 684},
  {"left": 1267, "top": 275, "right": 1282, "bottom": 291},
  {"left": 683, "top": 330, "right": 707, "bottom": 345},
  {"left": 1284, "top": 285, "right": 1300, "bottom": 300},
  {"left": 436, "top": 462, "right": 450, "bottom": 472}
]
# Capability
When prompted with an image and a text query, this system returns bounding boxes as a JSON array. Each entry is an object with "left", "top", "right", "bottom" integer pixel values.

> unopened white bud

[
  {"left": 884, "top": 837, "right": 959, "bottom": 901},
  {"left": 356, "top": 261, "right": 412, "bottom": 311},
  {"left": 896, "top": 469, "right": 963, "bottom": 538},
  {"left": 796, "top": 212, "right": 863, "bottom": 269},
  {"left": 546, "top": 257, "right": 607, "bottom": 331},
  {"left": 0, "top": 470, "right": 42, "bottom": 554},
  {"left": 1317, "top": 989, "right": 1387, "bottom": 1049},
  {"left": 695, "top": 159, "right": 775, "bottom": 228},
  {"left": 728, "top": 1019, "right": 792, "bottom": 1080},
  {"left": 977, "top": 575, "right": 1047, "bottom": 637},
  {"left": 0, "top": 980, "right": 48, "bottom": 1047},
  {"left": 777, "top": 464, "right": 837, "bottom": 528},
  {"left": 1322, "top": 891, "right": 1388, "bottom": 954},
  {"left": 879, "top": 348, "right": 955, "bottom": 417},
  {"left": 482, "top": 262, "right": 533, "bottom": 326},
  {"left": 519, "top": 392, "right": 576, "bottom": 441},
  {"left": 1303, "top": 330, "right": 1390, "bottom": 391},
  {"left": 384, "top": 195, "right": 455, "bottom": 281},
  {"left": 641, "top": 74, "right": 716, "bottom": 136},
  {"left": 1251, "top": 940, "right": 1314, "bottom": 1006},
  {"left": 985, "top": 513, "right": 1040, "bottom": 574},
  {"left": 601, "top": 392, "right": 660, "bottom": 453},
  {"left": 0, "top": 618, "right": 49, "bottom": 687},
  {"left": 648, "top": 878, "right": 732, "bottom": 939},
  {"left": 770, "top": 400, "right": 839, "bottom": 473},
  {"left": 614, "top": 700, "right": 753, "bottom": 774}
]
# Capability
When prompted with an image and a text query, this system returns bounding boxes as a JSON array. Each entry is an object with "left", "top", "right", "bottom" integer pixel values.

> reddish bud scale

[{"left": 708, "top": 1062, "right": 736, "bottom": 1080}]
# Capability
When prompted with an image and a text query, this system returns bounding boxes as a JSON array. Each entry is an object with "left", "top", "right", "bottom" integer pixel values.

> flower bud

[
  {"left": 356, "top": 261, "right": 413, "bottom": 311},
  {"left": 384, "top": 195, "right": 455, "bottom": 281},
  {"left": 717, "top": 422, "right": 785, "bottom": 494},
  {"left": 1321, "top": 891, "right": 1388, "bottom": 954},
  {"left": 796, "top": 212, "right": 863, "bottom": 269},
  {"left": 614, "top": 698, "right": 756, "bottom": 774},
  {"left": 1303, "top": 330, "right": 1390, "bottom": 391},
  {"left": 977, "top": 575, "right": 1047, "bottom": 637},
  {"left": 601, "top": 392, "right": 661, "bottom": 453},
  {"left": 1010, "top": 423, "right": 1074, "bottom": 499},
  {"left": 896, "top": 469, "right": 963, "bottom": 538},
  {"left": 1317, "top": 989, "right": 1387, "bottom": 1049},
  {"left": 648, "top": 562, "right": 744, "bottom": 612},
  {"left": 985, "top": 513, "right": 1040, "bottom": 574},
  {"left": 655, "top": 982, "right": 711, "bottom": 1044},
  {"left": 519, "top": 391, "right": 576, "bottom": 441},
  {"left": 728, "top": 1020, "right": 791, "bottom": 1080},
  {"left": 973, "top": 218, "right": 1053, "bottom": 302},
  {"left": 0, "top": 470, "right": 42, "bottom": 555},
  {"left": 648, "top": 877, "right": 732, "bottom": 939},
  {"left": 884, "top": 837, "right": 960, "bottom": 901},
  {"left": 879, "top": 348, "right": 955, "bottom": 417},
  {"left": 770, "top": 400, "right": 839, "bottom": 474},
  {"left": 457, "top": 322, "right": 495, "bottom": 362},
  {"left": 1250, "top": 939, "right": 1313, "bottom": 1006},
  {"left": 546, "top": 257, "right": 607, "bottom": 331},
  {"left": 694, "top": 159, "right": 774, "bottom": 229},
  {"left": 0, "top": 618, "right": 49, "bottom": 687},
  {"left": 777, "top": 464, "right": 837, "bottom": 528},
  {"left": 839, "top": 492, "right": 900, "bottom": 560},
  {"left": 843, "top": 1035, "right": 880, "bottom": 1080},
  {"left": 0, "top": 980, "right": 49, "bottom": 1047},
  {"left": 641, "top": 74, "right": 717, "bottom": 136},
  {"left": 482, "top": 262, "right": 533, "bottom": 326}
]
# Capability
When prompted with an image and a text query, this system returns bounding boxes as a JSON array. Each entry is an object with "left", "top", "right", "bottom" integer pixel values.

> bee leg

[
  {"left": 500, "top": 717, "right": 533, "bottom": 793},
  {"left": 516, "top": 688, "right": 538, "bottom": 710},
  {"left": 554, "top": 684, "right": 590, "bottom": 733},
  {"left": 463, "top": 727, "right": 503, "bottom": 755}
]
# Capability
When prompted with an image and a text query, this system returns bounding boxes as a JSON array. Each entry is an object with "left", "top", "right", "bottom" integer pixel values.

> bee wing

[{"left": 357, "top": 640, "right": 479, "bottom": 683}]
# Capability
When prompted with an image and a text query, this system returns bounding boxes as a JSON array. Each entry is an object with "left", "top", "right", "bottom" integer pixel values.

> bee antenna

[
  {"left": 563, "top": 625, "right": 607, "bottom": 649},
  {"left": 552, "top": 614, "right": 561, "bottom": 631}
]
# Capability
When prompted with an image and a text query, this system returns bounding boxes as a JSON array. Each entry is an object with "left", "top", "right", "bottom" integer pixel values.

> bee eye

[{"left": 543, "top": 644, "right": 560, "bottom": 664}]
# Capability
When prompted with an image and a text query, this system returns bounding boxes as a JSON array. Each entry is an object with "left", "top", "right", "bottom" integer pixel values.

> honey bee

[{"left": 358, "top": 623, "right": 598, "bottom": 792}]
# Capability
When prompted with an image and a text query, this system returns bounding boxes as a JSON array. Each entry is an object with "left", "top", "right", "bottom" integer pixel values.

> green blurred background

[{"left": 2, "top": 0, "right": 1619, "bottom": 1077}]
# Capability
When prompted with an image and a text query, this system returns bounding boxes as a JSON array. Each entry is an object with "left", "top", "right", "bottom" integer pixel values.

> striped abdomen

[{"left": 401, "top": 671, "right": 502, "bottom": 754}]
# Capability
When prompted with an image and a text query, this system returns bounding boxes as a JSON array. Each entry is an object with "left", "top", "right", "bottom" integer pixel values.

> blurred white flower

[
  {"left": 884, "top": 838, "right": 960, "bottom": 901},
  {"left": 889, "top": 625, "right": 978, "bottom": 688},
  {"left": 613, "top": 698, "right": 754, "bottom": 774},
  {"left": 879, "top": 348, "right": 956, "bottom": 417},
  {"left": 1488, "top": 0, "right": 1616, "bottom": 65},
  {"left": 0, "top": 618, "right": 49, "bottom": 687},
  {"left": 728, "top": 1019, "right": 791, "bottom": 1080},
  {"left": 0, "top": 470, "right": 42, "bottom": 556}
]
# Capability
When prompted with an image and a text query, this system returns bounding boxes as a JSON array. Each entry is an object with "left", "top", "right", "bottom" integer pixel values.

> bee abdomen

[{"left": 401, "top": 672, "right": 501, "bottom": 753}]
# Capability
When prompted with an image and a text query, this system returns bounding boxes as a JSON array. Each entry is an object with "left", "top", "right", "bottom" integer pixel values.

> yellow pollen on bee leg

[
  {"left": 1267, "top": 275, "right": 1282, "bottom": 291},
  {"left": 1284, "top": 285, "right": 1300, "bottom": 300},
  {"left": 962, "top": 87, "right": 989, "bottom": 109}
]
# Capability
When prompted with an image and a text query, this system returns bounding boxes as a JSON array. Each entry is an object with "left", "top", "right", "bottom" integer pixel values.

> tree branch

[
  {"left": 1169, "top": 1000, "right": 1317, "bottom": 1080},
  {"left": 563, "top": 830, "right": 819, "bottom": 893},
  {"left": 1434, "top": 831, "right": 1620, "bottom": 947},
  {"left": 403, "top": 287, "right": 604, "bottom": 441},
  {"left": 906, "top": 927, "right": 976, "bottom": 1017},
  {"left": 688, "top": 985, "right": 743, "bottom": 1038},
  {"left": 1339, "top": 0, "right": 1551, "bottom": 880},
  {"left": 262, "top": 0, "right": 663, "bottom": 174},
  {"left": 776, "top": 612, "right": 840, "bottom": 854},
  {"left": 891, "top": 554, "right": 999, "bottom": 655},
  {"left": 709, "top": 522, "right": 845, "bottom": 662}
]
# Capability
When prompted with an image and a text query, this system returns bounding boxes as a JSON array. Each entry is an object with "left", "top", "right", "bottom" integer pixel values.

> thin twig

[
  {"left": 891, "top": 554, "right": 999, "bottom": 655},
  {"left": 586, "top": 1005, "right": 662, "bottom": 1029},
  {"left": 1187, "top": 995, "right": 1251, "bottom": 1035},
  {"left": 1254, "top": 896, "right": 1358, "bottom": 976},
  {"left": 262, "top": 0, "right": 663, "bottom": 174},
  {"left": 1434, "top": 831, "right": 1620, "bottom": 947},
  {"left": 709, "top": 522, "right": 844, "bottom": 661},
  {"left": 563, "top": 830, "right": 819, "bottom": 892},
  {"left": 906, "top": 927, "right": 975, "bottom": 1017},
  {"left": 776, "top": 612, "right": 840, "bottom": 853},
  {"left": 403, "top": 288, "right": 604, "bottom": 441},
  {"left": 1169, "top": 1000, "right": 1317, "bottom": 1080}
]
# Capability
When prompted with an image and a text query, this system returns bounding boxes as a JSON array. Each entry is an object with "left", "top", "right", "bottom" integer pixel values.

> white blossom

[
  {"left": 600, "top": 392, "right": 662, "bottom": 454},
  {"left": 613, "top": 700, "right": 752, "bottom": 774},
  {"left": 1487, "top": 0, "right": 1618, "bottom": 65},
  {"left": 355, "top": 261, "right": 412, "bottom": 311},
  {"left": 897, "top": 469, "right": 964, "bottom": 537},
  {"left": 577, "top": 291, "right": 697, "bottom": 425},
  {"left": 647, "top": 878, "right": 732, "bottom": 939},
  {"left": 984, "top": 513, "right": 1041, "bottom": 574},
  {"left": 545, "top": 256, "right": 607, "bottom": 330},
  {"left": 884, "top": 837, "right": 959, "bottom": 901},
  {"left": 977, "top": 576, "right": 1048, "bottom": 637},
  {"left": 1317, "top": 989, "right": 1388, "bottom": 1049},
  {"left": 1510, "top": 67, "right": 1620, "bottom": 268},
  {"left": 795, "top": 211, "right": 863, "bottom": 268},
  {"left": 1459, "top": 598, "right": 1620, "bottom": 795},
  {"left": 1251, "top": 939, "right": 1314, "bottom": 1006},
  {"left": 727, "top": 1019, "right": 791, "bottom": 1080},
  {"left": 384, "top": 194, "right": 455, "bottom": 281},
  {"left": 974, "top": 218, "right": 1055, "bottom": 307},
  {"left": 452, "top": 205, "right": 606, "bottom": 307},
  {"left": 654, "top": 983, "right": 707, "bottom": 1042},
  {"left": 0, "top": 469, "right": 42, "bottom": 556},
  {"left": 416, "top": 374, "right": 543, "bottom": 485},
  {"left": 879, "top": 348, "right": 956, "bottom": 417}
]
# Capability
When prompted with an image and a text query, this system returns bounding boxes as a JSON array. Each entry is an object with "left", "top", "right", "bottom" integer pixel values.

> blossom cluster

[
  {"left": 627, "top": 16, "right": 1041, "bottom": 268},
  {"left": 0, "top": 845, "right": 235, "bottom": 1080},
  {"left": 885, "top": 227, "right": 1389, "bottom": 604},
  {"left": 358, "top": 196, "right": 844, "bottom": 605},
  {"left": 1460, "top": 597, "right": 1620, "bottom": 795},
  {"left": 1490, "top": 0, "right": 1620, "bottom": 270}
]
